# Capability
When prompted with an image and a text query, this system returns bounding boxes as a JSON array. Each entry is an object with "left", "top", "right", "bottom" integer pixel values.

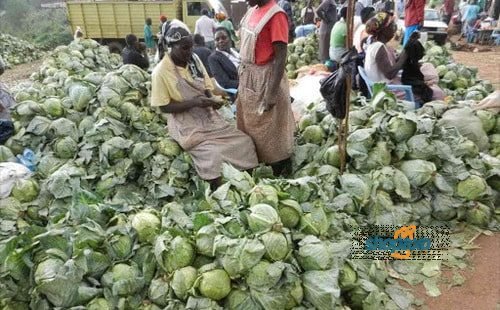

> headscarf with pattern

[
  {"left": 166, "top": 27, "right": 204, "bottom": 79},
  {"left": 365, "top": 12, "right": 394, "bottom": 37}
]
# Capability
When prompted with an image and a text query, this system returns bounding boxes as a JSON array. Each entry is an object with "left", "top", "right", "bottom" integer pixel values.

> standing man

[
  {"left": 295, "top": 0, "right": 318, "bottom": 37},
  {"left": 195, "top": 9, "right": 217, "bottom": 50},
  {"left": 144, "top": 18, "right": 155, "bottom": 55},
  {"left": 236, "top": 0, "right": 295, "bottom": 176},
  {"left": 403, "top": 0, "right": 425, "bottom": 46},
  {"left": 442, "top": 0, "right": 455, "bottom": 24},
  {"left": 316, "top": 0, "right": 337, "bottom": 62},
  {"left": 301, "top": 0, "right": 317, "bottom": 25},
  {"left": 462, "top": 0, "right": 481, "bottom": 36}
]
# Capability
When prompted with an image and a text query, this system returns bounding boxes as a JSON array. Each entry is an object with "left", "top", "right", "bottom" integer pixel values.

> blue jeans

[{"left": 403, "top": 24, "right": 421, "bottom": 47}]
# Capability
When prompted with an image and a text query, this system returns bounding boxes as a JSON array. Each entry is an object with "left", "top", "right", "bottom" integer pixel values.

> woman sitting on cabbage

[{"left": 151, "top": 27, "right": 258, "bottom": 189}]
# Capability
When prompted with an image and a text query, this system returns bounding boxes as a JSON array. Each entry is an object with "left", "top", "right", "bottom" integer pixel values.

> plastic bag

[
  {"left": 320, "top": 48, "right": 359, "bottom": 119},
  {"left": 16, "top": 148, "right": 36, "bottom": 172},
  {"left": 320, "top": 69, "right": 346, "bottom": 118},
  {"left": 437, "top": 107, "right": 489, "bottom": 151},
  {"left": 0, "top": 120, "right": 14, "bottom": 144},
  {"left": 0, "top": 162, "right": 32, "bottom": 198}
]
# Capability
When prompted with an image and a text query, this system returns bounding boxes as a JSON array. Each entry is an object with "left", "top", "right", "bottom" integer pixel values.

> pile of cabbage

[
  {"left": 423, "top": 41, "right": 494, "bottom": 101},
  {"left": 0, "top": 39, "right": 499, "bottom": 310},
  {"left": 0, "top": 33, "right": 44, "bottom": 67},
  {"left": 296, "top": 89, "right": 499, "bottom": 228},
  {"left": 286, "top": 34, "right": 320, "bottom": 79}
]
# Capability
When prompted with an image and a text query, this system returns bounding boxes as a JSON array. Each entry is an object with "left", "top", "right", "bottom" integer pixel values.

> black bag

[
  {"left": 402, "top": 34, "right": 433, "bottom": 104},
  {"left": 320, "top": 70, "right": 346, "bottom": 118},
  {"left": 0, "top": 120, "right": 14, "bottom": 144},
  {"left": 320, "top": 48, "right": 358, "bottom": 119}
]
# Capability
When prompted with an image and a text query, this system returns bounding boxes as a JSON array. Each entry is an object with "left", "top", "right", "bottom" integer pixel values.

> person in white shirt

[
  {"left": 194, "top": 9, "right": 218, "bottom": 50},
  {"left": 353, "top": 7, "right": 376, "bottom": 52}
]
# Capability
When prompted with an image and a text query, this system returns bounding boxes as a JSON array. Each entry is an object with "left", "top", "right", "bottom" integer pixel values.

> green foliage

[{"left": 0, "top": 0, "right": 72, "bottom": 50}]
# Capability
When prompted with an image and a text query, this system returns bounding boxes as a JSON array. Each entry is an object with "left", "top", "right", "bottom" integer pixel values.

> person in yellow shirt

[{"left": 151, "top": 27, "right": 258, "bottom": 188}]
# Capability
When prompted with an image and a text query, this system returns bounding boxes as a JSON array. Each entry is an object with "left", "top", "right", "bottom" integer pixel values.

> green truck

[{"left": 65, "top": 0, "right": 228, "bottom": 44}]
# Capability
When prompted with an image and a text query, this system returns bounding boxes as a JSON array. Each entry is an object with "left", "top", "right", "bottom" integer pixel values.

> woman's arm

[
  {"left": 208, "top": 55, "right": 239, "bottom": 89},
  {"left": 375, "top": 46, "right": 407, "bottom": 80},
  {"left": 159, "top": 97, "right": 217, "bottom": 114},
  {"left": 316, "top": 0, "right": 329, "bottom": 20},
  {"left": 264, "top": 41, "right": 287, "bottom": 111}
]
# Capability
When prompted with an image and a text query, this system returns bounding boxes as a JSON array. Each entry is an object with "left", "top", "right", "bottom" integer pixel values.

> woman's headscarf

[
  {"left": 165, "top": 26, "right": 191, "bottom": 46},
  {"left": 215, "top": 12, "right": 226, "bottom": 22},
  {"left": 365, "top": 12, "right": 394, "bottom": 36},
  {"left": 166, "top": 27, "right": 204, "bottom": 79}
]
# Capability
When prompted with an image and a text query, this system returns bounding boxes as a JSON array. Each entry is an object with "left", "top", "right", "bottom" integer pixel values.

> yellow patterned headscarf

[{"left": 365, "top": 12, "right": 394, "bottom": 36}]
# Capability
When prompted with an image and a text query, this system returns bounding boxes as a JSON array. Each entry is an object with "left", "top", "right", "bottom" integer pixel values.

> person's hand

[
  {"left": 195, "top": 96, "right": 220, "bottom": 108},
  {"left": 261, "top": 92, "right": 276, "bottom": 112}
]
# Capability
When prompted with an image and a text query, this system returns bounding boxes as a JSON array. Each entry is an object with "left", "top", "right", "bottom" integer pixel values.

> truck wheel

[{"left": 108, "top": 41, "right": 123, "bottom": 54}]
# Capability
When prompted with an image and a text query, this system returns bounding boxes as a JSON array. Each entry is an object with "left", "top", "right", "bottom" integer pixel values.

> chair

[{"left": 357, "top": 66, "right": 415, "bottom": 103}]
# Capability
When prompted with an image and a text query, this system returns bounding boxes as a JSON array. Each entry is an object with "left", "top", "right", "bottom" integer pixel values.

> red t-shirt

[
  {"left": 404, "top": 0, "right": 425, "bottom": 27},
  {"left": 249, "top": 1, "right": 289, "bottom": 65},
  {"left": 444, "top": 0, "right": 454, "bottom": 15}
]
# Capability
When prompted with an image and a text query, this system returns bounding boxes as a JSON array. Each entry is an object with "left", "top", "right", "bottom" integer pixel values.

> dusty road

[
  {"left": 451, "top": 49, "right": 500, "bottom": 90},
  {"left": 0, "top": 59, "right": 43, "bottom": 89},
  {"left": 411, "top": 233, "right": 500, "bottom": 310}
]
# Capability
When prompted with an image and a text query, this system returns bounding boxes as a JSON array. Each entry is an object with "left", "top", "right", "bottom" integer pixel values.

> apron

[
  {"left": 236, "top": 4, "right": 296, "bottom": 164},
  {"left": 167, "top": 62, "right": 258, "bottom": 180}
]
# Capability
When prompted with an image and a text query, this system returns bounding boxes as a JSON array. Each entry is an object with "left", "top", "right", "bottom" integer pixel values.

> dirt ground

[
  {"left": 1, "top": 59, "right": 44, "bottom": 89},
  {"left": 451, "top": 49, "right": 500, "bottom": 90},
  {"left": 408, "top": 233, "right": 500, "bottom": 310}
]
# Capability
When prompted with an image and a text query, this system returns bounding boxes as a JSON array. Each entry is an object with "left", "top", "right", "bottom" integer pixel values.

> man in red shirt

[
  {"left": 235, "top": 0, "right": 296, "bottom": 176},
  {"left": 441, "top": 0, "right": 455, "bottom": 24},
  {"left": 403, "top": 0, "right": 425, "bottom": 46}
]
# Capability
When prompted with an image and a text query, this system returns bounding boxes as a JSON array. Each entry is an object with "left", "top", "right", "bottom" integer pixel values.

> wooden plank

[{"left": 67, "top": 0, "right": 184, "bottom": 39}]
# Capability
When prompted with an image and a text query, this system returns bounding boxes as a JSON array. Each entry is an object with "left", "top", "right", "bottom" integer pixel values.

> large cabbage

[
  {"left": 297, "top": 236, "right": 332, "bottom": 271},
  {"left": 248, "top": 185, "right": 279, "bottom": 207},
  {"left": 261, "top": 231, "right": 290, "bottom": 261},
  {"left": 248, "top": 204, "right": 281, "bottom": 233},
  {"left": 456, "top": 175, "right": 488, "bottom": 200},
  {"left": 399, "top": 160, "right": 436, "bottom": 187},
  {"left": 131, "top": 210, "right": 160, "bottom": 243},
  {"left": 171, "top": 266, "right": 197, "bottom": 300},
  {"left": 387, "top": 115, "right": 417, "bottom": 142},
  {"left": 302, "top": 125, "right": 325, "bottom": 144},
  {"left": 54, "top": 136, "right": 78, "bottom": 159},
  {"left": 198, "top": 269, "right": 231, "bottom": 301},
  {"left": 69, "top": 83, "right": 94, "bottom": 111}
]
